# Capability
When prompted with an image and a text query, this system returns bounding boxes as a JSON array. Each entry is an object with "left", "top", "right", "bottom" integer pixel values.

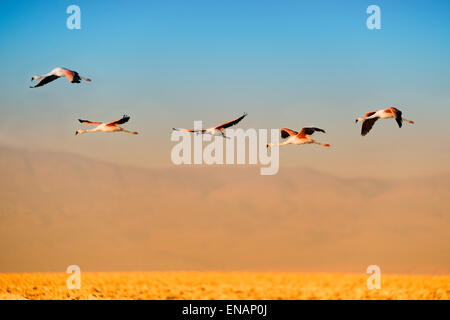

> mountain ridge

[{"left": 0, "top": 145, "right": 449, "bottom": 274}]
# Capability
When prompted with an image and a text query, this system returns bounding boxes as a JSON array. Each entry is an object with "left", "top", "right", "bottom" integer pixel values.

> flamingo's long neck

[
  {"left": 268, "top": 140, "right": 291, "bottom": 148},
  {"left": 78, "top": 128, "right": 98, "bottom": 134}
]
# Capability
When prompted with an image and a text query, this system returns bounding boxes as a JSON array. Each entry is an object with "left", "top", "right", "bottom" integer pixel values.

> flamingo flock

[{"left": 29, "top": 67, "right": 415, "bottom": 148}]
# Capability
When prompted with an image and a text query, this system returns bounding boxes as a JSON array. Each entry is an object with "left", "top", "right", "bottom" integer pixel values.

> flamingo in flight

[
  {"left": 173, "top": 113, "right": 247, "bottom": 139},
  {"left": 76, "top": 115, "right": 138, "bottom": 135},
  {"left": 355, "top": 107, "right": 414, "bottom": 136},
  {"left": 30, "top": 67, "right": 91, "bottom": 88},
  {"left": 267, "top": 127, "right": 330, "bottom": 148}
]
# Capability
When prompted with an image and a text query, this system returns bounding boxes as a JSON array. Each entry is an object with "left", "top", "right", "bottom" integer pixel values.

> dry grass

[{"left": 0, "top": 272, "right": 448, "bottom": 300}]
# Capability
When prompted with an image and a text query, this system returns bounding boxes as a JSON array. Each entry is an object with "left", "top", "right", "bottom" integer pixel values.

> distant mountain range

[{"left": 0, "top": 145, "right": 449, "bottom": 274}]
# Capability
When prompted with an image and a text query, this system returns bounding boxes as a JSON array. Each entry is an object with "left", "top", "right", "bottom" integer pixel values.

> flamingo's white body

[
  {"left": 173, "top": 113, "right": 247, "bottom": 139},
  {"left": 76, "top": 115, "right": 138, "bottom": 135},
  {"left": 355, "top": 107, "right": 414, "bottom": 136},
  {"left": 267, "top": 127, "right": 330, "bottom": 148},
  {"left": 30, "top": 67, "right": 91, "bottom": 88}
]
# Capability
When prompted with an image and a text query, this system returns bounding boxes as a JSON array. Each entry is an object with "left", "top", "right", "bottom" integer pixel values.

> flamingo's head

[
  {"left": 355, "top": 117, "right": 364, "bottom": 123},
  {"left": 75, "top": 129, "right": 85, "bottom": 135},
  {"left": 31, "top": 75, "right": 40, "bottom": 81}
]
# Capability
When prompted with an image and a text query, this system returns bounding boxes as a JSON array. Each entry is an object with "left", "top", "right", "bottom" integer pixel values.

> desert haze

[{"left": 0, "top": 145, "right": 449, "bottom": 274}]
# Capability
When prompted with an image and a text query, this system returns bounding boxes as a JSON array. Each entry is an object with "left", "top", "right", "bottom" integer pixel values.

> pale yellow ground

[{"left": 0, "top": 272, "right": 449, "bottom": 300}]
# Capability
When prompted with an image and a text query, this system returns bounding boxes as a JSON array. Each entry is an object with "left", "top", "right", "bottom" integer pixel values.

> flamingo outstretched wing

[
  {"left": 280, "top": 128, "right": 298, "bottom": 139},
  {"left": 78, "top": 119, "right": 102, "bottom": 125},
  {"left": 394, "top": 109, "right": 403, "bottom": 128},
  {"left": 106, "top": 115, "right": 130, "bottom": 127},
  {"left": 172, "top": 128, "right": 206, "bottom": 133},
  {"left": 31, "top": 75, "right": 59, "bottom": 88},
  {"left": 361, "top": 118, "right": 378, "bottom": 136},
  {"left": 297, "top": 127, "right": 325, "bottom": 138},
  {"left": 215, "top": 113, "right": 247, "bottom": 130}
]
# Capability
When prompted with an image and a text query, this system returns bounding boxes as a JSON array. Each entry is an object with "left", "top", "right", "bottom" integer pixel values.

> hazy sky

[{"left": 0, "top": 0, "right": 449, "bottom": 178}]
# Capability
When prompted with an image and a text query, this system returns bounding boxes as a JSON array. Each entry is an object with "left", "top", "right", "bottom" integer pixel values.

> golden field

[{"left": 0, "top": 272, "right": 449, "bottom": 300}]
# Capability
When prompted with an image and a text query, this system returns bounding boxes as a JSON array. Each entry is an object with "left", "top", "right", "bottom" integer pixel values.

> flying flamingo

[
  {"left": 355, "top": 107, "right": 414, "bottom": 136},
  {"left": 173, "top": 113, "right": 247, "bottom": 139},
  {"left": 30, "top": 67, "right": 91, "bottom": 88},
  {"left": 267, "top": 127, "right": 330, "bottom": 148},
  {"left": 75, "top": 115, "right": 138, "bottom": 135}
]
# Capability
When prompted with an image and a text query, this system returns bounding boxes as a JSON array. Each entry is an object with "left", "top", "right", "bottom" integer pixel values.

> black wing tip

[
  {"left": 310, "top": 127, "right": 326, "bottom": 133},
  {"left": 237, "top": 113, "right": 247, "bottom": 120},
  {"left": 118, "top": 115, "right": 131, "bottom": 124},
  {"left": 78, "top": 119, "right": 85, "bottom": 123}
]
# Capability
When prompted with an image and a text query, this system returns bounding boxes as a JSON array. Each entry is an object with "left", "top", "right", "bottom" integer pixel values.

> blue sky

[{"left": 0, "top": 0, "right": 449, "bottom": 177}]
